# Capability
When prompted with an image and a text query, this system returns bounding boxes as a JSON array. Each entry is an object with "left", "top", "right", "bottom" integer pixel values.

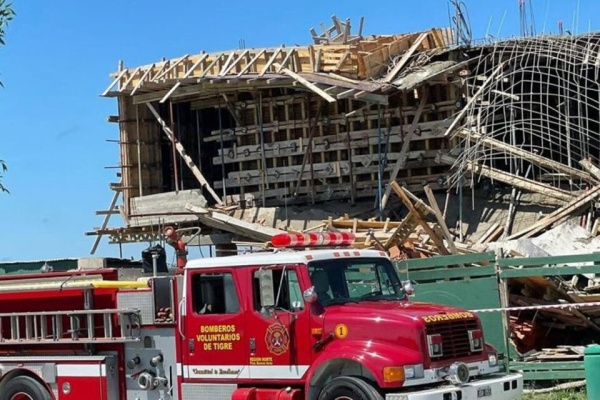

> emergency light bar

[{"left": 271, "top": 232, "right": 355, "bottom": 248}]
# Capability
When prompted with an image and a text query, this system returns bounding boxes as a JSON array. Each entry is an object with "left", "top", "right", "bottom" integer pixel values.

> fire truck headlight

[
  {"left": 488, "top": 353, "right": 498, "bottom": 367},
  {"left": 383, "top": 366, "right": 404, "bottom": 383},
  {"left": 403, "top": 364, "right": 424, "bottom": 380}
]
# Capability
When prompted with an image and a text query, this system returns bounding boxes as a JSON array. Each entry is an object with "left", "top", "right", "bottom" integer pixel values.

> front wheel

[
  {"left": 0, "top": 375, "right": 52, "bottom": 400},
  {"left": 318, "top": 376, "right": 384, "bottom": 400}
]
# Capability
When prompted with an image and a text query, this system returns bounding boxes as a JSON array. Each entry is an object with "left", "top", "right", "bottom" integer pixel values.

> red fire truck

[{"left": 0, "top": 232, "right": 522, "bottom": 400}]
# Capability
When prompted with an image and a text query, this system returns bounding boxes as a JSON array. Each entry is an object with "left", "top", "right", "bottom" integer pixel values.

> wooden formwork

[{"left": 202, "top": 84, "right": 459, "bottom": 206}]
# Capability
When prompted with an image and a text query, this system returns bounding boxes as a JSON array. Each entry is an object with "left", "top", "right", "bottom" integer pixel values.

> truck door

[
  {"left": 182, "top": 268, "right": 248, "bottom": 381},
  {"left": 246, "top": 266, "right": 311, "bottom": 380}
]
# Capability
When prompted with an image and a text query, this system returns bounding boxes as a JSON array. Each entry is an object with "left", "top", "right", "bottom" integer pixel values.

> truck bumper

[{"left": 385, "top": 373, "right": 523, "bottom": 400}]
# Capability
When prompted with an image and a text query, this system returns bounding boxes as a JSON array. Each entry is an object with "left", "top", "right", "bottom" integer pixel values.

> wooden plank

[
  {"left": 259, "top": 48, "right": 283, "bottom": 76},
  {"left": 381, "top": 88, "right": 428, "bottom": 209},
  {"left": 580, "top": 158, "right": 600, "bottom": 180},
  {"left": 130, "top": 65, "right": 154, "bottom": 96},
  {"left": 187, "top": 206, "right": 285, "bottom": 243},
  {"left": 199, "top": 53, "right": 226, "bottom": 78},
  {"left": 506, "top": 184, "right": 600, "bottom": 239},
  {"left": 101, "top": 69, "right": 128, "bottom": 96},
  {"left": 146, "top": 104, "right": 223, "bottom": 205},
  {"left": 159, "top": 54, "right": 209, "bottom": 103},
  {"left": 276, "top": 49, "right": 296, "bottom": 73},
  {"left": 90, "top": 188, "right": 121, "bottom": 254},
  {"left": 459, "top": 130, "right": 595, "bottom": 183},
  {"left": 392, "top": 182, "right": 450, "bottom": 255},
  {"left": 334, "top": 51, "right": 351, "bottom": 70},
  {"left": 383, "top": 32, "right": 429, "bottom": 83},
  {"left": 237, "top": 49, "right": 266, "bottom": 76},
  {"left": 423, "top": 185, "right": 459, "bottom": 254},
  {"left": 314, "top": 49, "right": 322, "bottom": 72},
  {"left": 154, "top": 54, "right": 189, "bottom": 81},
  {"left": 217, "top": 51, "right": 236, "bottom": 76},
  {"left": 220, "top": 50, "right": 249, "bottom": 76},
  {"left": 119, "top": 67, "right": 141, "bottom": 93},
  {"left": 466, "top": 161, "right": 574, "bottom": 203},
  {"left": 278, "top": 68, "right": 337, "bottom": 103}
]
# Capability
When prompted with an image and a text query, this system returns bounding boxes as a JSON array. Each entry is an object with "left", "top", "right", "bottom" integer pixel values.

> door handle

[{"left": 178, "top": 298, "right": 186, "bottom": 339}]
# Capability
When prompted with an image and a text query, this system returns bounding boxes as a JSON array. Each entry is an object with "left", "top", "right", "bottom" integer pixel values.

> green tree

[{"left": 0, "top": 1, "right": 14, "bottom": 193}]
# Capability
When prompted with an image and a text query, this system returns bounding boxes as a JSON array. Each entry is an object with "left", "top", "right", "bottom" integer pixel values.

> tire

[
  {"left": 318, "top": 376, "right": 384, "bottom": 400},
  {"left": 0, "top": 375, "right": 52, "bottom": 400}
]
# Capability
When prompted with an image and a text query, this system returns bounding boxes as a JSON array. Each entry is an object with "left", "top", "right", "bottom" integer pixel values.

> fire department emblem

[{"left": 265, "top": 323, "right": 289, "bottom": 355}]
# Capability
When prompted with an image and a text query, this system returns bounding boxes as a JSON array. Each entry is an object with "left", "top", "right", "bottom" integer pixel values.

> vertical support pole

[
  {"left": 377, "top": 104, "right": 383, "bottom": 218},
  {"left": 256, "top": 92, "right": 268, "bottom": 207},
  {"left": 169, "top": 101, "right": 180, "bottom": 192},
  {"left": 218, "top": 98, "right": 227, "bottom": 202},
  {"left": 196, "top": 109, "right": 202, "bottom": 172},
  {"left": 345, "top": 117, "right": 355, "bottom": 203},
  {"left": 135, "top": 105, "right": 143, "bottom": 197},
  {"left": 495, "top": 248, "right": 511, "bottom": 369}
]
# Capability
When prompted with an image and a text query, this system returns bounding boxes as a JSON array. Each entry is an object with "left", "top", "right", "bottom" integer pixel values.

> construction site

[{"left": 76, "top": 1, "right": 600, "bottom": 392}]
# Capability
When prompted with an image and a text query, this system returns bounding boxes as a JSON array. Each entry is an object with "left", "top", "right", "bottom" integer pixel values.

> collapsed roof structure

[{"left": 91, "top": 15, "right": 600, "bottom": 256}]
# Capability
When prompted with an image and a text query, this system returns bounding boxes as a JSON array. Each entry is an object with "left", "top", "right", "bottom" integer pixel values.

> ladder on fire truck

[{"left": 0, "top": 308, "right": 142, "bottom": 345}]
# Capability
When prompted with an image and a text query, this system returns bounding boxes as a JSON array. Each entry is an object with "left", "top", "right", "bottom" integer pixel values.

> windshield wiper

[
  {"left": 323, "top": 297, "right": 360, "bottom": 306},
  {"left": 360, "top": 294, "right": 404, "bottom": 302}
]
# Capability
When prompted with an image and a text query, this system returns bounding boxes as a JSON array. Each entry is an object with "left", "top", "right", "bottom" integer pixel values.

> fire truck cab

[{"left": 0, "top": 237, "right": 523, "bottom": 400}]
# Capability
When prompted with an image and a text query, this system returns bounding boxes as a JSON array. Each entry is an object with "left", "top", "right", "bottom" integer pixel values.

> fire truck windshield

[{"left": 308, "top": 258, "right": 405, "bottom": 306}]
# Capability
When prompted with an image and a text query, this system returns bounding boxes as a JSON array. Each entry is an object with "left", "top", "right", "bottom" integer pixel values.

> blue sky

[{"left": 0, "top": 0, "right": 596, "bottom": 262}]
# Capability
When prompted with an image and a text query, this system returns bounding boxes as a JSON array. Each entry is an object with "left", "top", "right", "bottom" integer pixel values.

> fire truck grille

[{"left": 425, "top": 319, "right": 479, "bottom": 361}]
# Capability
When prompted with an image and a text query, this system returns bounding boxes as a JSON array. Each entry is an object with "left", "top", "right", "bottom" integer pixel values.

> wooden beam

[
  {"left": 259, "top": 48, "right": 283, "bottom": 76},
  {"left": 381, "top": 88, "right": 428, "bottom": 209},
  {"left": 154, "top": 54, "right": 189, "bottom": 81},
  {"left": 353, "top": 91, "right": 389, "bottom": 105},
  {"left": 507, "top": 184, "right": 600, "bottom": 239},
  {"left": 459, "top": 130, "right": 595, "bottom": 183},
  {"left": 199, "top": 53, "right": 226, "bottom": 78},
  {"left": 278, "top": 67, "right": 337, "bottom": 103},
  {"left": 392, "top": 183, "right": 450, "bottom": 255},
  {"left": 237, "top": 49, "right": 266, "bottom": 76},
  {"left": 101, "top": 69, "right": 128, "bottom": 96},
  {"left": 423, "top": 185, "right": 459, "bottom": 254},
  {"left": 130, "top": 65, "right": 154, "bottom": 96},
  {"left": 159, "top": 53, "right": 209, "bottom": 104},
  {"left": 383, "top": 32, "right": 429, "bottom": 83},
  {"left": 146, "top": 103, "right": 223, "bottom": 205},
  {"left": 465, "top": 161, "right": 574, "bottom": 203},
  {"left": 186, "top": 205, "right": 285, "bottom": 242},
  {"left": 580, "top": 159, "right": 600, "bottom": 180},
  {"left": 334, "top": 51, "right": 351, "bottom": 70},
  {"left": 90, "top": 188, "right": 121, "bottom": 254},
  {"left": 277, "top": 49, "right": 296, "bottom": 73},
  {"left": 220, "top": 50, "right": 249, "bottom": 76},
  {"left": 119, "top": 67, "right": 141, "bottom": 93}
]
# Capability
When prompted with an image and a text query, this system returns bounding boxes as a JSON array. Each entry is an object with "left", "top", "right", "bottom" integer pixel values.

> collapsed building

[{"left": 91, "top": 17, "right": 600, "bottom": 256}]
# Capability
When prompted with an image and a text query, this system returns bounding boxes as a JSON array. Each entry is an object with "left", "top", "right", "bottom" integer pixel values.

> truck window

[
  {"left": 253, "top": 269, "right": 303, "bottom": 312},
  {"left": 308, "top": 258, "right": 404, "bottom": 305},
  {"left": 192, "top": 273, "right": 240, "bottom": 314}
]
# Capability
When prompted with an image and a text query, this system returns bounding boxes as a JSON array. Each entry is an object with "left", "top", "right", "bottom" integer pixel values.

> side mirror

[
  {"left": 403, "top": 280, "right": 415, "bottom": 296},
  {"left": 258, "top": 269, "right": 275, "bottom": 308},
  {"left": 303, "top": 286, "right": 318, "bottom": 303}
]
